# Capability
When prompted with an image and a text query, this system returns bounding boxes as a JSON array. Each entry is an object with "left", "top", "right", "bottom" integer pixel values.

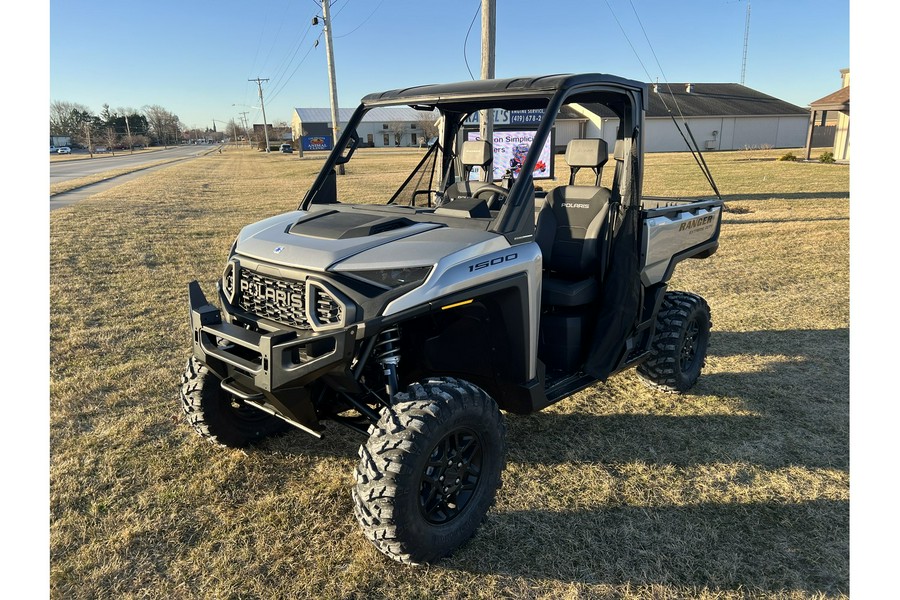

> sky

[{"left": 49, "top": 0, "right": 850, "bottom": 130}]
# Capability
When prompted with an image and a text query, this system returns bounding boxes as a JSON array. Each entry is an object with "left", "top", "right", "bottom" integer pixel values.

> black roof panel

[{"left": 361, "top": 73, "right": 647, "bottom": 106}]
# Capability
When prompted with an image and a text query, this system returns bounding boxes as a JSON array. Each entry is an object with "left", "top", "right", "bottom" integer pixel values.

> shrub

[
  {"left": 819, "top": 151, "right": 835, "bottom": 164},
  {"left": 779, "top": 152, "right": 797, "bottom": 162}
]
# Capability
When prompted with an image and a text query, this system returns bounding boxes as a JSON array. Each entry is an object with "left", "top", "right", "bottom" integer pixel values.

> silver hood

[{"left": 235, "top": 208, "right": 445, "bottom": 271}]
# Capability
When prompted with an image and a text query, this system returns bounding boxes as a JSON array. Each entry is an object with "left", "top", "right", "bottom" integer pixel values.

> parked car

[
  {"left": 280, "top": 143, "right": 294, "bottom": 153},
  {"left": 57, "top": 147, "right": 72, "bottom": 154},
  {"left": 50, "top": 146, "right": 58, "bottom": 153}
]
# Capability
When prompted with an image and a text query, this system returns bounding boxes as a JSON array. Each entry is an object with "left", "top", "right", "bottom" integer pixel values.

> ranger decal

[{"left": 679, "top": 214, "right": 715, "bottom": 232}]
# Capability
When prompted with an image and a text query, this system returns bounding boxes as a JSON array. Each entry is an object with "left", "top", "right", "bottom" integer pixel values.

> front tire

[
  {"left": 637, "top": 291, "right": 711, "bottom": 393},
  {"left": 179, "top": 357, "right": 290, "bottom": 447},
  {"left": 352, "top": 377, "right": 506, "bottom": 565}
]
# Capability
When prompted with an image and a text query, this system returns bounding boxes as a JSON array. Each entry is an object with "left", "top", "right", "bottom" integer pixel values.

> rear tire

[
  {"left": 637, "top": 291, "right": 711, "bottom": 393},
  {"left": 179, "top": 357, "right": 290, "bottom": 447},
  {"left": 352, "top": 377, "right": 505, "bottom": 565}
]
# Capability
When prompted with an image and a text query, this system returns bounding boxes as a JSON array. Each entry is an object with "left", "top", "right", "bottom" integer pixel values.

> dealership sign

[
  {"left": 464, "top": 109, "right": 544, "bottom": 126},
  {"left": 466, "top": 130, "right": 553, "bottom": 181},
  {"left": 301, "top": 135, "right": 333, "bottom": 151}
]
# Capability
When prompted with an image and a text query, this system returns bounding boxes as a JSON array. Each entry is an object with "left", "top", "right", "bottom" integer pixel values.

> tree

[
  {"left": 388, "top": 121, "right": 407, "bottom": 146},
  {"left": 143, "top": 104, "right": 181, "bottom": 146},
  {"left": 416, "top": 113, "right": 440, "bottom": 141},
  {"left": 102, "top": 127, "right": 119, "bottom": 155},
  {"left": 50, "top": 100, "right": 93, "bottom": 135}
]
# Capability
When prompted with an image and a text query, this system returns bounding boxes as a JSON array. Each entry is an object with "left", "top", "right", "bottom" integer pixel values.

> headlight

[{"left": 343, "top": 266, "right": 432, "bottom": 290}]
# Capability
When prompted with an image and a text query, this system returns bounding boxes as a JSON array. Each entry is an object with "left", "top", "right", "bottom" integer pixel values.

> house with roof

[
  {"left": 292, "top": 106, "right": 438, "bottom": 148},
  {"left": 570, "top": 83, "right": 810, "bottom": 153},
  {"left": 805, "top": 69, "right": 849, "bottom": 161}
]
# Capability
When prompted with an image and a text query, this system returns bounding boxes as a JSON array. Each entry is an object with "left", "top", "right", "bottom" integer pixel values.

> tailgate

[{"left": 640, "top": 197, "right": 722, "bottom": 285}]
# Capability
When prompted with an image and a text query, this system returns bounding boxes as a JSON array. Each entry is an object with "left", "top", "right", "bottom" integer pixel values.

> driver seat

[
  {"left": 534, "top": 139, "right": 612, "bottom": 306},
  {"left": 443, "top": 141, "right": 505, "bottom": 207}
]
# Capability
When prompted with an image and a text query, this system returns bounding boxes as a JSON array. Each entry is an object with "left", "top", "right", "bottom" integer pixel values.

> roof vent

[{"left": 685, "top": 83, "right": 693, "bottom": 93}]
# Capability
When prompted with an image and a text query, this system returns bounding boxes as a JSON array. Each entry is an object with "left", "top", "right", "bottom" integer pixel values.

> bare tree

[
  {"left": 102, "top": 127, "right": 119, "bottom": 155},
  {"left": 416, "top": 113, "right": 440, "bottom": 141},
  {"left": 50, "top": 100, "right": 93, "bottom": 135},
  {"left": 388, "top": 121, "right": 407, "bottom": 146},
  {"left": 143, "top": 104, "right": 180, "bottom": 147}
]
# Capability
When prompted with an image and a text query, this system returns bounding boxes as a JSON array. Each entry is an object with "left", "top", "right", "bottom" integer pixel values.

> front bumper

[{"left": 188, "top": 281, "right": 358, "bottom": 394}]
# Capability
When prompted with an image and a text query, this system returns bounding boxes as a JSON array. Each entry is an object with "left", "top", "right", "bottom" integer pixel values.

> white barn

[
  {"left": 292, "top": 106, "right": 437, "bottom": 148},
  {"left": 568, "top": 83, "right": 809, "bottom": 152},
  {"left": 292, "top": 83, "right": 808, "bottom": 153}
]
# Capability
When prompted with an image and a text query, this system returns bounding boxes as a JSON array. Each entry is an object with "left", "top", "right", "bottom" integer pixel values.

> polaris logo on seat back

[{"left": 561, "top": 203, "right": 590, "bottom": 209}]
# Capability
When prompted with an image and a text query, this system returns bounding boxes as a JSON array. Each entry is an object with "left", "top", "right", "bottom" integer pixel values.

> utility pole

[
  {"left": 124, "top": 115, "right": 133, "bottom": 153},
  {"left": 238, "top": 111, "right": 250, "bottom": 147},
  {"left": 249, "top": 77, "right": 271, "bottom": 152},
  {"left": 320, "top": 0, "right": 344, "bottom": 174},
  {"left": 84, "top": 122, "right": 93, "bottom": 158},
  {"left": 479, "top": 0, "right": 496, "bottom": 182}
]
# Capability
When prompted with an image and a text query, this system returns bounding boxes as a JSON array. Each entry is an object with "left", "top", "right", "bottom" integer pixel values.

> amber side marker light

[{"left": 441, "top": 299, "right": 474, "bottom": 311}]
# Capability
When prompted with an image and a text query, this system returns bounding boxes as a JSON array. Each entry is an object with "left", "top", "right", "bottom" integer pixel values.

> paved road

[{"left": 50, "top": 145, "right": 217, "bottom": 184}]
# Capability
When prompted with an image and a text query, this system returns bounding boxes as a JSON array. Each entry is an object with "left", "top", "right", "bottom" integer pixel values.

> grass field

[{"left": 49, "top": 146, "right": 849, "bottom": 599}]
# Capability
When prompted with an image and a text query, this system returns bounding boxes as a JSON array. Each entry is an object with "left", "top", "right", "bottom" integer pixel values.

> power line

[
  {"left": 463, "top": 1, "right": 481, "bottom": 80},
  {"left": 268, "top": 20, "right": 315, "bottom": 93},
  {"left": 266, "top": 30, "right": 324, "bottom": 105},
  {"left": 334, "top": 0, "right": 384, "bottom": 38}
]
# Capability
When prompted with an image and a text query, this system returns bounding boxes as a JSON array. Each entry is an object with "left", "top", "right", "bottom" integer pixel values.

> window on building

[
  {"left": 367, "top": 133, "right": 373, "bottom": 145},
  {"left": 383, "top": 134, "right": 390, "bottom": 146},
  {"left": 411, "top": 133, "right": 418, "bottom": 145},
  {"left": 382, "top": 124, "right": 388, "bottom": 129},
  {"left": 410, "top": 123, "right": 416, "bottom": 129}
]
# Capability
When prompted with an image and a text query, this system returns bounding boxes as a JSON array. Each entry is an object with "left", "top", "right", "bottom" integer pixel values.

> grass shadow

[{"left": 452, "top": 500, "right": 848, "bottom": 595}]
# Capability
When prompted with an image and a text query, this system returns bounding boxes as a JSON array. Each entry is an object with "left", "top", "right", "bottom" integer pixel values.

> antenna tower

[{"left": 741, "top": 0, "right": 751, "bottom": 85}]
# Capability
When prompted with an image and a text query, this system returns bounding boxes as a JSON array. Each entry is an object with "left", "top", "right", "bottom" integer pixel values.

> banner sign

[
  {"left": 301, "top": 135, "right": 333, "bottom": 151},
  {"left": 464, "top": 109, "right": 544, "bottom": 126},
  {"left": 466, "top": 130, "right": 553, "bottom": 181}
]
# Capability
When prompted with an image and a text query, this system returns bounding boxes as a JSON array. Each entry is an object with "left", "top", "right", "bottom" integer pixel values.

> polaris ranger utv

[{"left": 181, "top": 73, "right": 722, "bottom": 564}]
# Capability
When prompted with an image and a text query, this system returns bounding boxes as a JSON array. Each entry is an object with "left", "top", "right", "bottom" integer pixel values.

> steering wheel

[{"left": 473, "top": 184, "right": 510, "bottom": 209}]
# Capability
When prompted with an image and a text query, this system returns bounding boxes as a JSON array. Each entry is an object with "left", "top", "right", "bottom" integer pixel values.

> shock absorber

[{"left": 374, "top": 325, "right": 401, "bottom": 400}]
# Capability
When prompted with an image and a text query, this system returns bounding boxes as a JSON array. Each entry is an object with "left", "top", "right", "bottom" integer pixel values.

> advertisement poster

[
  {"left": 301, "top": 135, "right": 333, "bottom": 151},
  {"left": 466, "top": 130, "right": 553, "bottom": 181}
]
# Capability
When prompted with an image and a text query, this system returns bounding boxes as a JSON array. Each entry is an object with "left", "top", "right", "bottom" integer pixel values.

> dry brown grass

[
  {"left": 50, "top": 146, "right": 848, "bottom": 599},
  {"left": 49, "top": 157, "right": 185, "bottom": 196}
]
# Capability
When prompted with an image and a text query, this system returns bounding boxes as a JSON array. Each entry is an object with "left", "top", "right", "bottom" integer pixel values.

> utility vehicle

[{"left": 181, "top": 73, "right": 723, "bottom": 564}]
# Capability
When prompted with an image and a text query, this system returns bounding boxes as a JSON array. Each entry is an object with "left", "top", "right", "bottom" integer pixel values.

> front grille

[
  {"left": 237, "top": 270, "right": 311, "bottom": 329},
  {"left": 311, "top": 285, "right": 343, "bottom": 326}
]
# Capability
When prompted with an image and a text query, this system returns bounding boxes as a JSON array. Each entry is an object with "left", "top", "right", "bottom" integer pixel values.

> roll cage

[{"left": 299, "top": 73, "right": 648, "bottom": 245}]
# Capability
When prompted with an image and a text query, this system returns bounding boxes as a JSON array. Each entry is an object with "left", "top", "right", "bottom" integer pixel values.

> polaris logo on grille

[
  {"left": 240, "top": 279, "right": 303, "bottom": 309},
  {"left": 561, "top": 203, "right": 590, "bottom": 208},
  {"left": 273, "top": 246, "right": 284, "bottom": 254}
]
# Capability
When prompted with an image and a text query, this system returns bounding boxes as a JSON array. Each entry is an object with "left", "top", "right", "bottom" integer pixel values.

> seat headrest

[
  {"left": 565, "top": 139, "right": 609, "bottom": 169},
  {"left": 613, "top": 139, "right": 625, "bottom": 161},
  {"left": 460, "top": 140, "right": 493, "bottom": 167}
]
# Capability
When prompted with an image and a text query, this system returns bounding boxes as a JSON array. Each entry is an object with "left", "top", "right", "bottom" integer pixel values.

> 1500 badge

[{"left": 468, "top": 253, "right": 518, "bottom": 272}]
